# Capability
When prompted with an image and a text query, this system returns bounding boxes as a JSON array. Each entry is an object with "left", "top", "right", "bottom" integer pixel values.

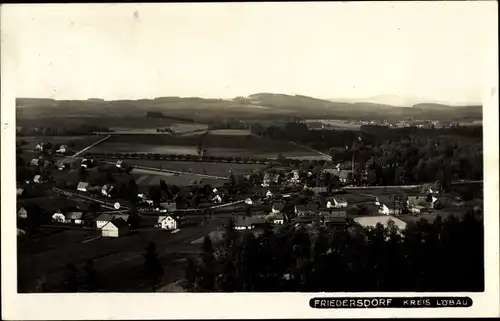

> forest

[
  {"left": 251, "top": 122, "right": 484, "bottom": 185},
  {"left": 184, "top": 211, "right": 483, "bottom": 292}
]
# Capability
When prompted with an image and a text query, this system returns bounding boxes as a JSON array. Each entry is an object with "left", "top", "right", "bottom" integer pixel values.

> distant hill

[{"left": 16, "top": 93, "right": 482, "bottom": 122}]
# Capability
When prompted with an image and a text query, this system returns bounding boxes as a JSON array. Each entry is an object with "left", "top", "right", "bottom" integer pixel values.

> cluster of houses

[{"left": 17, "top": 197, "right": 187, "bottom": 238}]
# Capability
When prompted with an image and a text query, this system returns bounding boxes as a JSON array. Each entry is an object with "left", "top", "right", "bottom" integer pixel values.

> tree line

[{"left": 184, "top": 211, "right": 483, "bottom": 292}]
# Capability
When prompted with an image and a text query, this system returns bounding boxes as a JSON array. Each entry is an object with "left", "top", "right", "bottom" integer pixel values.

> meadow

[{"left": 90, "top": 133, "right": 322, "bottom": 159}]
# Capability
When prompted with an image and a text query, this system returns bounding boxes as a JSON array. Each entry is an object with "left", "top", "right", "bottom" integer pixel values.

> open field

[
  {"left": 17, "top": 219, "right": 222, "bottom": 292},
  {"left": 16, "top": 135, "right": 101, "bottom": 151},
  {"left": 208, "top": 129, "right": 253, "bottom": 136},
  {"left": 305, "top": 119, "right": 362, "bottom": 130},
  {"left": 90, "top": 134, "right": 323, "bottom": 159},
  {"left": 131, "top": 172, "right": 226, "bottom": 188},
  {"left": 118, "top": 159, "right": 265, "bottom": 177}
]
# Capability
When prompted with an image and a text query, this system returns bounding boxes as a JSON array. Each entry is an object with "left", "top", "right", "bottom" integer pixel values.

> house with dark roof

[{"left": 96, "top": 213, "right": 130, "bottom": 229}]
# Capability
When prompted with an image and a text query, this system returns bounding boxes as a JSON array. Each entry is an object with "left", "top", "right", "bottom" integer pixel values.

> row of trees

[
  {"left": 85, "top": 152, "right": 272, "bottom": 165},
  {"left": 185, "top": 211, "right": 483, "bottom": 292}
]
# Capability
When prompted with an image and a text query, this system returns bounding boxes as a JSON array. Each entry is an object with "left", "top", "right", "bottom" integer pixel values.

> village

[{"left": 17, "top": 140, "right": 480, "bottom": 243}]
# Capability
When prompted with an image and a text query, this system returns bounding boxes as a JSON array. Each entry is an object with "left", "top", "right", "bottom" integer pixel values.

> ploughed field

[{"left": 90, "top": 133, "right": 322, "bottom": 159}]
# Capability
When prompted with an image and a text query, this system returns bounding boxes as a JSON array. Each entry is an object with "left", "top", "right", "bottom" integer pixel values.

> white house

[
  {"left": 330, "top": 197, "right": 348, "bottom": 208},
  {"left": 77, "top": 182, "right": 89, "bottom": 192},
  {"left": 102, "top": 218, "right": 129, "bottom": 238},
  {"left": 116, "top": 160, "right": 124, "bottom": 168},
  {"left": 56, "top": 145, "right": 67, "bottom": 154},
  {"left": 30, "top": 158, "right": 40, "bottom": 167},
  {"left": 158, "top": 215, "right": 184, "bottom": 230},
  {"left": 265, "top": 190, "right": 273, "bottom": 199},
  {"left": 52, "top": 211, "right": 66, "bottom": 223},
  {"left": 213, "top": 194, "right": 222, "bottom": 204},
  {"left": 244, "top": 198, "right": 253, "bottom": 205},
  {"left": 18, "top": 207, "right": 28, "bottom": 219}
]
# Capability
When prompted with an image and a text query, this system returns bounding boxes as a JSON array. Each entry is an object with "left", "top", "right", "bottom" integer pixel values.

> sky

[{"left": 3, "top": 2, "right": 497, "bottom": 105}]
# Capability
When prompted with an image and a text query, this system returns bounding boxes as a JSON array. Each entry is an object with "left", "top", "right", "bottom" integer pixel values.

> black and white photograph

[{"left": 1, "top": 2, "right": 498, "bottom": 319}]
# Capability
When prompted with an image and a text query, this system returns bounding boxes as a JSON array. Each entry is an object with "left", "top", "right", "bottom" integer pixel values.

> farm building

[
  {"left": 96, "top": 213, "right": 130, "bottom": 229},
  {"left": 265, "top": 189, "right": 273, "bottom": 198},
  {"left": 17, "top": 228, "right": 26, "bottom": 237},
  {"left": 157, "top": 215, "right": 185, "bottom": 230},
  {"left": 116, "top": 160, "right": 124, "bottom": 168},
  {"left": 295, "top": 202, "right": 318, "bottom": 216},
  {"left": 271, "top": 202, "right": 285, "bottom": 214},
  {"left": 244, "top": 198, "right": 254, "bottom": 205},
  {"left": 327, "top": 197, "right": 348, "bottom": 209},
  {"left": 17, "top": 188, "right": 25, "bottom": 197},
  {"left": 77, "top": 182, "right": 89, "bottom": 192},
  {"left": 101, "top": 218, "right": 129, "bottom": 238},
  {"left": 56, "top": 145, "right": 68, "bottom": 154}
]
